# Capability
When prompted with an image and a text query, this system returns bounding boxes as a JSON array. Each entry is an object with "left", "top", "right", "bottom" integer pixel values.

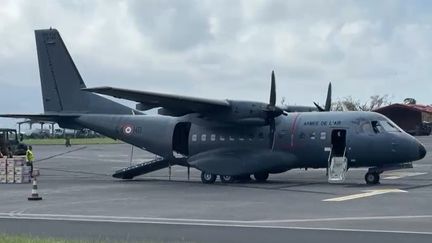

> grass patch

[
  {"left": 23, "top": 137, "right": 122, "bottom": 145},
  {"left": 0, "top": 234, "right": 94, "bottom": 243},
  {"left": 0, "top": 234, "right": 171, "bottom": 243}
]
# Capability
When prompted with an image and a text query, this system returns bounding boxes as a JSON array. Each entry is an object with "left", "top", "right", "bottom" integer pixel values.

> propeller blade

[
  {"left": 313, "top": 82, "right": 332, "bottom": 112},
  {"left": 313, "top": 102, "right": 325, "bottom": 112},
  {"left": 270, "top": 70, "right": 276, "bottom": 106},
  {"left": 324, "top": 82, "right": 332, "bottom": 111},
  {"left": 269, "top": 117, "right": 275, "bottom": 149}
]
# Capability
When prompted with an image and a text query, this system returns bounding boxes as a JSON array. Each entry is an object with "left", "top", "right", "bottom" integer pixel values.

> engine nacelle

[{"left": 208, "top": 100, "right": 269, "bottom": 125}]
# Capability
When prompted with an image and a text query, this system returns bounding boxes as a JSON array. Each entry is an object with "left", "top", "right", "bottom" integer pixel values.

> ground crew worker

[
  {"left": 65, "top": 137, "right": 71, "bottom": 147},
  {"left": 26, "top": 145, "right": 34, "bottom": 177}
]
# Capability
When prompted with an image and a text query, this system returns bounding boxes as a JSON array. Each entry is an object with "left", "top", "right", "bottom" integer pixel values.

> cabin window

[
  {"left": 310, "top": 132, "right": 316, "bottom": 140},
  {"left": 239, "top": 137, "right": 245, "bottom": 141},
  {"left": 248, "top": 133, "right": 254, "bottom": 141},
  {"left": 211, "top": 134, "right": 216, "bottom": 141},
  {"left": 219, "top": 135, "right": 225, "bottom": 141},
  {"left": 201, "top": 134, "right": 207, "bottom": 141},
  {"left": 320, "top": 132, "right": 326, "bottom": 140},
  {"left": 229, "top": 136, "right": 235, "bottom": 141},
  {"left": 191, "top": 134, "right": 197, "bottom": 142},
  {"left": 299, "top": 132, "right": 306, "bottom": 139}
]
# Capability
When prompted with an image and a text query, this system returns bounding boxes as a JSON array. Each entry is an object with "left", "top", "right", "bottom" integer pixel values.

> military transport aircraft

[{"left": 0, "top": 29, "right": 426, "bottom": 185}]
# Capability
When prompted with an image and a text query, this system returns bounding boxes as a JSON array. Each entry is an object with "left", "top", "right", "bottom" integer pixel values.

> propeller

[
  {"left": 313, "top": 82, "right": 332, "bottom": 112},
  {"left": 265, "top": 71, "right": 285, "bottom": 149}
]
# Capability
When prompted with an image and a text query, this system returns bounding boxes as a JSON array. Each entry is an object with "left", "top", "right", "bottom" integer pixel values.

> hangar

[{"left": 375, "top": 104, "right": 432, "bottom": 135}]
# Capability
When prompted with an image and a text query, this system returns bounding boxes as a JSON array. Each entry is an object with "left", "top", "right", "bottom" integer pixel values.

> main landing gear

[
  {"left": 200, "top": 171, "right": 269, "bottom": 184},
  {"left": 253, "top": 172, "right": 269, "bottom": 182},
  {"left": 201, "top": 171, "right": 217, "bottom": 184}
]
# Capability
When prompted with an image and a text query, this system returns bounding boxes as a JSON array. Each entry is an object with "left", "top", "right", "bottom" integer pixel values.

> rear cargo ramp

[{"left": 112, "top": 157, "right": 186, "bottom": 179}]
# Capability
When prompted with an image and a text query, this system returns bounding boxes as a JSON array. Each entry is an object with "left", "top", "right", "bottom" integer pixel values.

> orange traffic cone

[{"left": 28, "top": 178, "right": 42, "bottom": 201}]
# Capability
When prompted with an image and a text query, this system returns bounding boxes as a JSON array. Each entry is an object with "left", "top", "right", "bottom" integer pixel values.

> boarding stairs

[
  {"left": 327, "top": 148, "right": 348, "bottom": 183},
  {"left": 112, "top": 157, "right": 180, "bottom": 179}
]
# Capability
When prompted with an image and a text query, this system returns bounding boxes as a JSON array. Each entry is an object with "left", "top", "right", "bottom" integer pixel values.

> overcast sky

[{"left": 1, "top": 0, "right": 432, "bottom": 128}]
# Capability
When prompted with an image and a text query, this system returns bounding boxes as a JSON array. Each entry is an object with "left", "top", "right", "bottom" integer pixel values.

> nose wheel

[{"left": 365, "top": 172, "right": 380, "bottom": 185}]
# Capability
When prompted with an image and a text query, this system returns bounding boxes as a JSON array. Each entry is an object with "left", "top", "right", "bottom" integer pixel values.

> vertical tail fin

[{"left": 35, "top": 28, "right": 136, "bottom": 115}]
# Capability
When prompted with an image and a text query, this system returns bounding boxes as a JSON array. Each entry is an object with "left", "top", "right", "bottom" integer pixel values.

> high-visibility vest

[{"left": 26, "top": 149, "right": 34, "bottom": 162}]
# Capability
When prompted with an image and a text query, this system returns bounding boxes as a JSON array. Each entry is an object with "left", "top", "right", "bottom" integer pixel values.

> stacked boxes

[
  {"left": 0, "top": 158, "right": 6, "bottom": 183},
  {"left": 15, "top": 164, "right": 31, "bottom": 183},
  {"left": 0, "top": 156, "right": 30, "bottom": 184}
]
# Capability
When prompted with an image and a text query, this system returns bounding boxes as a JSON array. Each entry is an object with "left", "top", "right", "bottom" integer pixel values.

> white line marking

[
  {"left": 1, "top": 213, "right": 432, "bottom": 224},
  {"left": 383, "top": 172, "right": 427, "bottom": 180},
  {"left": 323, "top": 189, "right": 407, "bottom": 202},
  {"left": 0, "top": 213, "right": 431, "bottom": 235}
]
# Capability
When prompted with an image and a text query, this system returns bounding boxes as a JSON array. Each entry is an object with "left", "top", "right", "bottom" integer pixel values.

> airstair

[
  {"left": 112, "top": 157, "right": 173, "bottom": 179},
  {"left": 327, "top": 148, "right": 348, "bottom": 183}
]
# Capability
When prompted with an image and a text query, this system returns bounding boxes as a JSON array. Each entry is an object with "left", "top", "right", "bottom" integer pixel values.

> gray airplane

[{"left": 1, "top": 29, "right": 426, "bottom": 185}]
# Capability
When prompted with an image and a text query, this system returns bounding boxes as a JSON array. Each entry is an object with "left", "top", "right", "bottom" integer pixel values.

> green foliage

[
  {"left": 332, "top": 94, "right": 392, "bottom": 111},
  {"left": 23, "top": 138, "right": 122, "bottom": 145},
  {"left": 0, "top": 234, "right": 92, "bottom": 243}
]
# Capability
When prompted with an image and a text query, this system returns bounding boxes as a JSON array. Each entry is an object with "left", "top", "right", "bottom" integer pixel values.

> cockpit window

[
  {"left": 380, "top": 120, "right": 401, "bottom": 132},
  {"left": 360, "top": 122, "right": 374, "bottom": 134},
  {"left": 371, "top": 120, "right": 401, "bottom": 133},
  {"left": 371, "top": 121, "right": 384, "bottom": 133}
]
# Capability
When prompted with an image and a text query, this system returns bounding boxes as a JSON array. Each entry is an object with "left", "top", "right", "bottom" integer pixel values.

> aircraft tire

[
  {"left": 254, "top": 172, "right": 269, "bottom": 182},
  {"left": 220, "top": 175, "right": 235, "bottom": 183},
  {"left": 365, "top": 172, "right": 380, "bottom": 185},
  {"left": 201, "top": 171, "right": 217, "bottom": 184}
]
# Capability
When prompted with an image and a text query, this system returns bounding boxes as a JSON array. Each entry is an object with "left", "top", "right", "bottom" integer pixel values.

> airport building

[{"left": 375, "top": 104, "right": 432, "bottom": 135}]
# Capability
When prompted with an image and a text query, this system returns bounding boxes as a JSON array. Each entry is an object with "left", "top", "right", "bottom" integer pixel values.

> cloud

[{"left": 1, "top": 0, "right": 432, "bottom": 127}]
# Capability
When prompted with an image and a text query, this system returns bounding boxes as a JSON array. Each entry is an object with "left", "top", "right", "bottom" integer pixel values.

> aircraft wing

[
  {"left": 83, "top": 86, "right": 231, "bottom": 115},
  {"left": 0, "top": 114, "right": 79, "bottom": 120},
  {"left": 187, "top": 148, "right": 299, "bottom": 176}
]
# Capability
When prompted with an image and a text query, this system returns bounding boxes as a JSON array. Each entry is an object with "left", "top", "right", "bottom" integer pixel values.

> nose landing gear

[
  {"left": 365, "top": 172, "right": 380, "bottom": 185},
  {"left": 364, "top": 162, "right": 413, "bottom": 185}
]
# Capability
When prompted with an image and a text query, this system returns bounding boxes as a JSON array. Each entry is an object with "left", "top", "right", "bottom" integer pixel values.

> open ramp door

[{"left": 328, "top": 129, "right": 348, "bottom": 183}]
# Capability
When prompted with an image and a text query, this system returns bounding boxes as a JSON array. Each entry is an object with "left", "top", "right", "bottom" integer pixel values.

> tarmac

[{"left": 1, "top": 137, "right": 432, "bottom": 242}]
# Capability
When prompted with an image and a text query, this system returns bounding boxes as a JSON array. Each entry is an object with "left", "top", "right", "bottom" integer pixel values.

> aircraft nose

[{"left": 418, "top": 143, "right": 426, "bottom": 160}]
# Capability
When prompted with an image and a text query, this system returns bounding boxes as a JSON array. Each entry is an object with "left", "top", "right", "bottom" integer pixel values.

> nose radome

[{"left": 419, "top": 143, "right": 426, "bottom": 160}]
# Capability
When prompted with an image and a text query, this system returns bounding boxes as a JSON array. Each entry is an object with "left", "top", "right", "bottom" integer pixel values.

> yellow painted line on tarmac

[{"left": 323, "top": 189, "right": 407, "bottom": 202}]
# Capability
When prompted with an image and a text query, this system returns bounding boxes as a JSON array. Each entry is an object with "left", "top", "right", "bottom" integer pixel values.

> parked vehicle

[{"left": 0, "top": 129, "right": 27, "bottom": 156}]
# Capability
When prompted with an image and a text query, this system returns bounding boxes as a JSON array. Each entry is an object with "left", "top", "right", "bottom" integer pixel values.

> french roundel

[{"left": 123, "top": 125, "right": 134, "bottom": 135}]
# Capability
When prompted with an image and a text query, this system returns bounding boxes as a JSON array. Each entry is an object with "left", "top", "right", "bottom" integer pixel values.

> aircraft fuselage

[{"left": 75, "top": 110, "right": 425, "bottom": 177}]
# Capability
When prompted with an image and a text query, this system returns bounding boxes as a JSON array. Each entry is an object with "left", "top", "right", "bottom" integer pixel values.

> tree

[
  {"left": 332, "top": 95, "right": 392, "bottom": 111},
  {"left": 403, "top": 98, "right": 416, "bottom": 105}
]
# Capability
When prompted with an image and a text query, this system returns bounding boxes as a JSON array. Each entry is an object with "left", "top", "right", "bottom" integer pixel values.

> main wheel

[
  {"left": 254, "top": 172, "right": 269, "bottom": 182},
  {"left": 234, "top": 174, "right": 252, "bottom": 181},
  {"left": 220, "top": 175, "right": 235, "bottom": 183},
  {"left": 201, "top": 171, "right": 217, "bottom": 184},
  {"left": 365, "top": 172, "right": 380, "bottom": 185}
]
